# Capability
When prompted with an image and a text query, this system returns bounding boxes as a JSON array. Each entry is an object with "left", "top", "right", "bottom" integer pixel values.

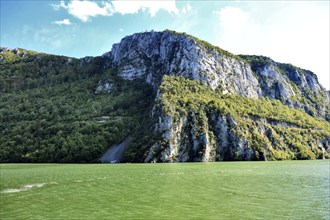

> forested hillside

[
  {"left": 1, "top": 30, "right": 329, "bottom": 162},
  {"left": 0, "top": 48, "right": 155, "bottom": 162}
]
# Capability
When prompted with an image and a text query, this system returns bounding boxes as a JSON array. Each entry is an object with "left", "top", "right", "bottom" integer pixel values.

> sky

[{"left": 1, "top": 0, "right": 329, "bottom": 90}]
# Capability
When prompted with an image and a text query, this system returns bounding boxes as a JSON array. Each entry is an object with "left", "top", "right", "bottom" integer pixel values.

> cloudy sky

[{"left": 1, "top": 0, "right": 329, "bottom": 89}]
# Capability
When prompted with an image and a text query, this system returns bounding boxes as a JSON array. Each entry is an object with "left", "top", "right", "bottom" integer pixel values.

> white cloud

[
  {"left": 52, "top": 0, "right": 178, "bottom": 22},
  {"left": 50, "top": 1, "right": 66, "bottom": 11},
  {"left": 216, "top": 7, "right": 253, "bottom": 43},
  {"left": 218, "top": 7, "right": 249, "bottom": 29},
  {"left": 53, "top": 19, "right": 72, "bottom": 26},
  {"left": 56, "top": 0, "right": 114, "bottom": 22},
  {"left": 112, "top": 0, "right": 178, "bottom": 17},
  {"left": 181, "top": 3, "right": 192, "bottom": 14},
  {"left": 213, "top": 3, "right": 329, "bottom": 89}
]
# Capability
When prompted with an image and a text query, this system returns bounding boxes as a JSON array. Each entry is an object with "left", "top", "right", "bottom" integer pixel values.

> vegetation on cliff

[
  {"left": 152, "top": 76, "right": 329, "bottom": 161},
  {"left": 1, "top": 29, "right": 329, "bottom": 163}
]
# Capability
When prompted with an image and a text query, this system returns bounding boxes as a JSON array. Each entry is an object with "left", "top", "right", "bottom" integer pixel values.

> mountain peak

[
  {"left": 1, "top": 31, "right": 329, "bottom": 163},
  {"left": 101, "top": 30, "right": 328, "bottom": 120},
  {"left": 104, "top": 30, "right": 260, "bottom": 98}
]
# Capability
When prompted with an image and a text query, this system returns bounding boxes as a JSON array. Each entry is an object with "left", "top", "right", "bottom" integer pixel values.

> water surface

[{"left": 1, "top": 160, "right": 329, "bottom": 219}]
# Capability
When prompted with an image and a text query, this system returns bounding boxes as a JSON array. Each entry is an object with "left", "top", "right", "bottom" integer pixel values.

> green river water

[{"left": 0, "top": 160, "right": 329, "bottom": 219}]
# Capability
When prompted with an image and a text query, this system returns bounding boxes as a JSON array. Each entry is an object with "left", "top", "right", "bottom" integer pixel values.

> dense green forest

[{"left": 0, "top": 48, "right": 155, "bottom": 162}]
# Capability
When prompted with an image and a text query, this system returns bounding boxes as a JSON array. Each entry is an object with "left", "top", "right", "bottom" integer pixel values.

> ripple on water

[{"left": 1, "top": 183, "right": 46, "bottom": 194}]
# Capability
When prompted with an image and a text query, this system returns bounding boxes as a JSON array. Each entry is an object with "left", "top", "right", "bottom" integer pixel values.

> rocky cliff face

[
  {"left": 103, "top": 30, "right": 329, "bottom": 120},
  {"left": 241, "top": 55, "right": 329, "bottom": 120},
  {"left": 146, "top": 108, "right": 330, "bottom": 162},
  {"left": 142, "top": 76, "right": 329, "bottom": 162},
  {"left": 103, "top": 31, "right": 261, "bottom": 97},
  {"left": 99, "top": 30, "right": 330, "bottom": 162},
  {"left": 145, "top": 111, "right": 249, "bottom": 162}
]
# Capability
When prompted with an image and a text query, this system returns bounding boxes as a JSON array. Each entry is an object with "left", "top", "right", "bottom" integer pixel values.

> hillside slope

[
  {"left": 0, "top": 48, "right": 155, "bottom": 162},
  {"left": 1, "top": 30, "right": 329, "bottom": 162},
  {"left": 140, "top": 76, "right": 329, "bottom": 162}
]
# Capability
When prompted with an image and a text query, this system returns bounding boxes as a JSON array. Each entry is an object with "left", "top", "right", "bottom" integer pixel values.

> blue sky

[{"left": 1, "top": 0, "right": 329, "bottom": 89}]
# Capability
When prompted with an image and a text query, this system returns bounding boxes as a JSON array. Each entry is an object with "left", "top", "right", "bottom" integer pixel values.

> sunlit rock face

[
  {"left": 104, "top": 31, "right": 261, "bottom": 98},
  {"left": 103, "top": 30, "right": 329, "bottom": 120},
  {"left": 99, "top": 30, "right": 330, "bottom": 162}
]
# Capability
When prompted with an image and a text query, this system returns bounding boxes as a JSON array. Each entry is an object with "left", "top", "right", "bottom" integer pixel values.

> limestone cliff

[
  {"left": 143, "top": 76, "right": 329, "bottom": 162},
  {"left": 100, "top": 30, "right": 330, "bottom": 162},
  {"left": 103, "top": 30, "right": 329, "bottom": 120}
]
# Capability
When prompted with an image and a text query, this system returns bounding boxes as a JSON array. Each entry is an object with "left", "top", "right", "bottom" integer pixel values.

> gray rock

[
  {"left": 95, "top": 81, "right": 112, "bottom": 94},
  {"left": 99, "top": 30, "right": 330, "bottom": 162},
  {"left": 102, "top": 30, "right": 329, "bottom": 119},
  {"left": 105, "top": 31, "right": 261, "bottom": 98}
]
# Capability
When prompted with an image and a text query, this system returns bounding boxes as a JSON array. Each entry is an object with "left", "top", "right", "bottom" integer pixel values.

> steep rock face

[
  {"left": 142, "top": 77, "right": 329, "bottom": 162},
  {"left": 256, "top": 65, "right": 296, "bottom": 101},
  {"left": 281, "top": 64, "right": 322, "bottom": 92},
  {"left": 146, "top": 110, "right": 256, "bottom": 162},
  {"left": 140, "top": 76, "right": 329, "bottom": 162},
  {"left": 104, "top": 31, "right": 261, "bottom": 98},
  {"left": 146, "top": 106, "right": 329, "bottom": 162},
  {"left": 103, "top": 31, "right": 329, "bottom": 119},
  {"left": 241, "top": 55, "right": 329, "bottom": 119}
]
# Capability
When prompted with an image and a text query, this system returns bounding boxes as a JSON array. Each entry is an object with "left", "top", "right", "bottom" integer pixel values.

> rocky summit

[
  {"left": 0, "top": 30, "right": 329, "bottom": 163},
  {"left": 105, "top": 30, "right": 329, "bottom": 119}
]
